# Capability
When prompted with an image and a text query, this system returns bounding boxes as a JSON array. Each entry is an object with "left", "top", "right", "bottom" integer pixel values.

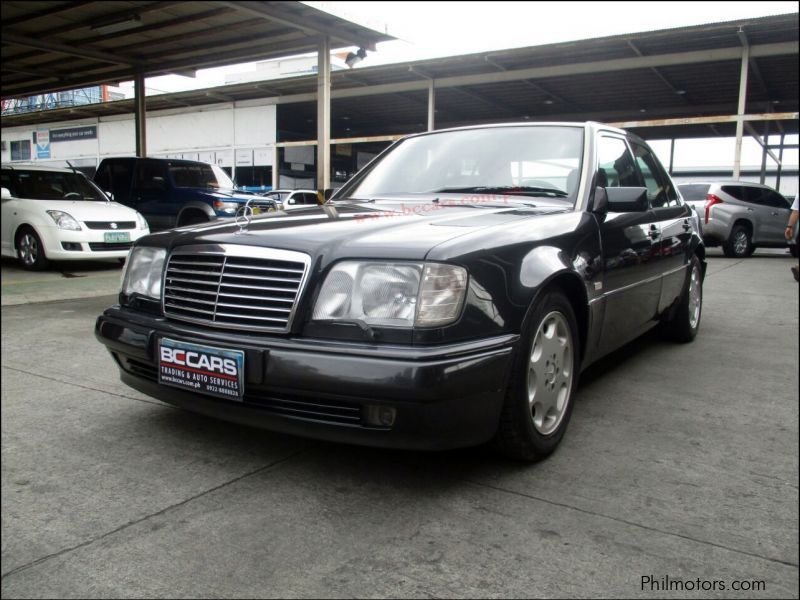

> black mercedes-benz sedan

[{"left": 96, "top": 122, "right": 705, "bottom": 461}]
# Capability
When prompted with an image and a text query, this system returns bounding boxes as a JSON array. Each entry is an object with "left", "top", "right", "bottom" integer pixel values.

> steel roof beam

[
  {"left": 1, "top": 31, "right": 145, "bottom": 67},
  {"left": 1, "top": 1, "right": 94, "bottom": 28}
]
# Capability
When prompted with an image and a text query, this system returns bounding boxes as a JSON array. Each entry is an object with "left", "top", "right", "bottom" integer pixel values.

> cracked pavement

[{"left": 2, "top": 249, "right": 798, "bottom": 598}]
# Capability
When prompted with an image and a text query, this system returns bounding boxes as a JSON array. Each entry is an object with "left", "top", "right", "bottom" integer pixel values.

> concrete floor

[{"left": 1, "top": 249, "right": 798, "bottom": 598}]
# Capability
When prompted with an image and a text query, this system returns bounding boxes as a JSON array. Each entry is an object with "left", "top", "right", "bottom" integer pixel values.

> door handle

[
  {"left": 747, "top": 207, "right": 754, "bottom": 212},
  {"left": 682, "top": 219, "right": 692, "bottom": 231},
  {"left": 771, "top": 212, "right": 779, "bottom": 216}
]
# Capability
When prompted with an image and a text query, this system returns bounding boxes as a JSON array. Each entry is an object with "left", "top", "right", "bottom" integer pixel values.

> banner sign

[
  {"left": 50, "top": 125, "right": 97, "bottom": 142},
  {"left": 34, "top": 129, "right": 50, "bottom": 159}
]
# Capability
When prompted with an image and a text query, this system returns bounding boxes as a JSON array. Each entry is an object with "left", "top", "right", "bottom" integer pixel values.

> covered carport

[
  {"left": 2, "top": 10, "right": 798, "bottom": 190},
  {"left": 1, "top": 0, "right": 393, "bottom": 192}
]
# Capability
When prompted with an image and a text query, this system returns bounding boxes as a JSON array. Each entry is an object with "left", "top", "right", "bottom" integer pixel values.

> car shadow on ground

[{"left": 1, "top": 255, "right": 123, "bottom": 276}]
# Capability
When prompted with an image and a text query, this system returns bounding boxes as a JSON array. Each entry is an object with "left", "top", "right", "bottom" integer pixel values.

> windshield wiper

[{"left": 431, "top": 185, "right": 569, "bottom": 198}]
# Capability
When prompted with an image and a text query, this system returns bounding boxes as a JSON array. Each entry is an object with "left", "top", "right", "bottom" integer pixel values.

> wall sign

[
  {"left": 50, "top": 125, "right": 97, "bottom": 142},
  {"left": 34, "top": 129, "right": 50, "bottom": 159}
]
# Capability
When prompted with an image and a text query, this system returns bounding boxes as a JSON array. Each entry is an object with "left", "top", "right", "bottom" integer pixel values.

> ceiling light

[{"left": 91, "top": 15, "right": 142, "bottom": 35}]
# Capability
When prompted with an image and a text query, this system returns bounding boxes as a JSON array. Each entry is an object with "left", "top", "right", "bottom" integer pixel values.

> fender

[{"left": 176, "top": 201, "right": 217, "bottom": 224}]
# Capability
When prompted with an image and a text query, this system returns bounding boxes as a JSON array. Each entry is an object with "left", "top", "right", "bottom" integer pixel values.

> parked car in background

[
  {"left": 1, "top": 165, "right": 150, "bottom": 270},
  {"left": 96, "top": 122, "right": 705, "bottom": 462},
  {"left": 260, "top": 189, "right": 320, "bottom": 210},
  {"left": 93, "top": 157, "right": 281, "bottom": 231},
  {"left": 678, "top": 181, "right": 797, "bottom": 258}
]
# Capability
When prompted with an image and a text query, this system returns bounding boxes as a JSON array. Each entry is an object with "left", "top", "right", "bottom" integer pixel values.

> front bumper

[
  {"left": 38, "top": 224, "right": 149, "bottom": 260},
  {"left": 95, "top": 306, "right": 517, "bottom": 450}
]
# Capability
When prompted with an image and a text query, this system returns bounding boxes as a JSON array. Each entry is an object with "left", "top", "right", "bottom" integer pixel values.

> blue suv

[{"left": 94, "top": 157, "right": 280, "bottom": 230}]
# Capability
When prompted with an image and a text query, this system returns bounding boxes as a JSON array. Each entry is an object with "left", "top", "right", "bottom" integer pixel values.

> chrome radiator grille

[{"left": 163, "top": 245, "right": 310, "bottom": 333}]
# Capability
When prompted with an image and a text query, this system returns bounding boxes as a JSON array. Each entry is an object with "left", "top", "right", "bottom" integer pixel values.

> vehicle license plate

[
  {"left": 158, "top": 338, "right": 245, "bottom": 401},
  {"left": 104, "top": 231, "right": 130, "bottom": 243}
]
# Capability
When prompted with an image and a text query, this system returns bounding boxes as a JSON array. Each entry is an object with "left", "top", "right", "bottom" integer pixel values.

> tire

[
  {"left": 722, "top": 224, "right": 753, "bottom": 258},
  {"left": 494, "top": 289, "right": 580, "bottom": 461},
  {"left": 661, "top": 255, "right": 703, "bottom": 343},
  {"left": 15, "top": 227, "right": 49, "bottom": 271}
]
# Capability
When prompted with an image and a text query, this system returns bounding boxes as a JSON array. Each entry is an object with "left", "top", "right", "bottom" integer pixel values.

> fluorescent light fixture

[{"left": 91, "top": 15, "right": 142, "bottom": 35}]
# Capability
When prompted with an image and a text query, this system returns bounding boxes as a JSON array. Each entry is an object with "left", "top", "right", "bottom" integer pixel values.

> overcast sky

[{"left": 128, "top": 1, "right": 799, "bottom": 171}]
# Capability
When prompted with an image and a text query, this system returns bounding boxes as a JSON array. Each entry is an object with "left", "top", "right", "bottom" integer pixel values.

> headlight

[
  {"left": 214, "top": 200, "right": 239, "bottom": 215},
  {"left": 46, "top": 210, "right": 81, "bottom": 231},
  {"left": 135, "top": 211, "right": 149, "bottom": 230},
  {"left": 122, "top": 246, "right": 166, "bottom": 299},
  {"left": 312, "top": 261, "right": 467, "bottom": 328}
]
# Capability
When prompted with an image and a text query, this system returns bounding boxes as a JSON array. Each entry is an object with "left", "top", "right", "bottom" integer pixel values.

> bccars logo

[{"left": 160, "top": 347, "right": 237, "bottom": 376}]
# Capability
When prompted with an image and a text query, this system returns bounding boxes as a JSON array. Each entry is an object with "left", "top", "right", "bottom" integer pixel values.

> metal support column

[
  {"left": 759, "top": 119, "right": 770, "bottom": 184},
  {"left": 317, "top": 35, "right": 331, "bottom": 195},
  {"left": 733, "top": 43, "right": 749, "bottom": 179},
  {"left": 776, "top": 133, "right": 785, "bottom": 192},
  {"left": 272, "top": 145, "right": 279, "bottom": 190},
  {"left": 134, "top": 72, "right": 146, "bottom": 157},
  {"left": 427, "top": 79, "right": 435, "bottom": 131}
]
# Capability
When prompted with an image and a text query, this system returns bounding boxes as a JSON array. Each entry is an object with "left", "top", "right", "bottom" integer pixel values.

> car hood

[
  {"left": 158, "top": 196, "right": 571, "bottom": 262},
  {"left": 26, "top": 200, "right": 140, "bottom": 222}
]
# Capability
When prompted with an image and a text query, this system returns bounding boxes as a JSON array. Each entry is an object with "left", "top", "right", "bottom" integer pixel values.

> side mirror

[
  {"left": 324, "top": 188, "right": 335, "bottom": 201},
  {"left": 605, "top": 187, "right": 649, "bottom": 212},
  {"left": 152, "top": 176, "right": 166, "bottom": 191},
  {"left": 1, "top": 187, "right": 11, "bottom": 200},
  {"left": 287, "top": 198, "right": 295, "bottom": 205},
  {"left": 105, "top": 190, "right": 114, "bottom": 201}
]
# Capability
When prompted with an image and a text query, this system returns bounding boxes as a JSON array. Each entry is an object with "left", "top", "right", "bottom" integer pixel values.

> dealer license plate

[
  {"left": 104, "top": 231, "right": 130, "bottom": 243},
  {"left": 158, "top": 338, "right": 245, "bottom": 401}
]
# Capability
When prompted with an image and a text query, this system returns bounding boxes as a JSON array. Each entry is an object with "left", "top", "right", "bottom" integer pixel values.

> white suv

[
  {"left": 1, "top": 165, "right": 150, "bottom": 270},
  {"left": 678, "top": 181, "right": 796, "bottom": 258}
]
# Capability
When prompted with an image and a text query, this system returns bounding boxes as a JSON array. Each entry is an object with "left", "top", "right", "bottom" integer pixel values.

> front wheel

[
  {"left": 494, "top": 290, "right": 580, "bottom": 461},
  {"left": 16, "top": 227, "right": 49, "bottom": 271}
]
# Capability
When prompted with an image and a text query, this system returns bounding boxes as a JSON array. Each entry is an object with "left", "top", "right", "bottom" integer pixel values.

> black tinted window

[
  {"left": 3, "top": 169, "right": 106, "bottom": 200},
  {"left": 137, "top": 161, "right": 168, "bottom": 192},
  {"left": 597, "top": 137, "right": 640, "bottom": 188},
  {"left": 721, "top": 185, "right": 748, "bottom": 201},
  {"left": 678, "top": 184, "right": 710, "bottom": 202},
  {"left": 763, "top": 190, "right": 790, "bottom": 209}
]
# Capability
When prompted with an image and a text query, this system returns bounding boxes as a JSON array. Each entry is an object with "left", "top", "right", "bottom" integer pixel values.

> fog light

[
  {"left": 366, "top": 405, "right": 396, "bottom": 427},
  {"left": 61, "top": 242, "right": 83, "bottom": 251}
]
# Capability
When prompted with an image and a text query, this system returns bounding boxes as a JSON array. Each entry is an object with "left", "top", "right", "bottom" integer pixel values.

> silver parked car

[{"left": 678, "top": 181, "right": 797, "bottom": 258}]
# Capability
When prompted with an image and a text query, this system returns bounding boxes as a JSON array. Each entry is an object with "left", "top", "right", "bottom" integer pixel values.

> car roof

[
  {"left": 679, "top": 181, "right": 776, "bottom": 189},
  {"left": 2, "top": 164, "right": 77, "bottom": 173}
]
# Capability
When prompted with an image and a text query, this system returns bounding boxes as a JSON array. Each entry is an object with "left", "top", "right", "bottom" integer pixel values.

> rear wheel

[
  {"left": 494, "top": 290, "right": 580, "bottom": 461},
  {"left": 661, "top": 255, "right": 703, "bottom": 343},
  {"left": 722, "top": 224, "right": 753, "bottom": 258},
  {"left": 15, "top": 227, "right": 49, "bottom": 271}
]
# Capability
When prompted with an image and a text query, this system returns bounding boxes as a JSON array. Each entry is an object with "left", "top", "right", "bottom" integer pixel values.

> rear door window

[
  {"left": 630, "top": 141, "right": 678, "bottom": 207},
  {"left": 763, "top": 190, "right": 790, "bottom": 209},
  {"left": 721, "top": 185, "right": 748, "bottom": 202}
]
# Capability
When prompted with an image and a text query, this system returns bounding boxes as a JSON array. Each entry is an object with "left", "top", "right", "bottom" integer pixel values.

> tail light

[{"left": 705, "top": 194, "right": 723, "bottom": 224}]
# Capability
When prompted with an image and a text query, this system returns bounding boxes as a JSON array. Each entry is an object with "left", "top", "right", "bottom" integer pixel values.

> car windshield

[
  {"left": 169, "top": 163, "right": 235, "bottom": 189},
  {"left": 264, "top": 191, "right": 290, "bottom": 201},
  {"left": 2, "top": 169, "right": 107, "bottom": 201},
  {"left": 337, "top": 125, "right": 584, "bottom": 206}
]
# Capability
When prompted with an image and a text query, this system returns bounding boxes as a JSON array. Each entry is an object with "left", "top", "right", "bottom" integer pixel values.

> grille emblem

[
  {"left": 235, "top": 198, "right": 254, "bottom": 234},
  {"left": 110, "top": 222, "right": 118, "bottom": 229}
]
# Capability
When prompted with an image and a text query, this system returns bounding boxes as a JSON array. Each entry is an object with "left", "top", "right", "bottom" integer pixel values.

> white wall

[{"left": 1, "top": 102, "right": 277, "bottom": 172}]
